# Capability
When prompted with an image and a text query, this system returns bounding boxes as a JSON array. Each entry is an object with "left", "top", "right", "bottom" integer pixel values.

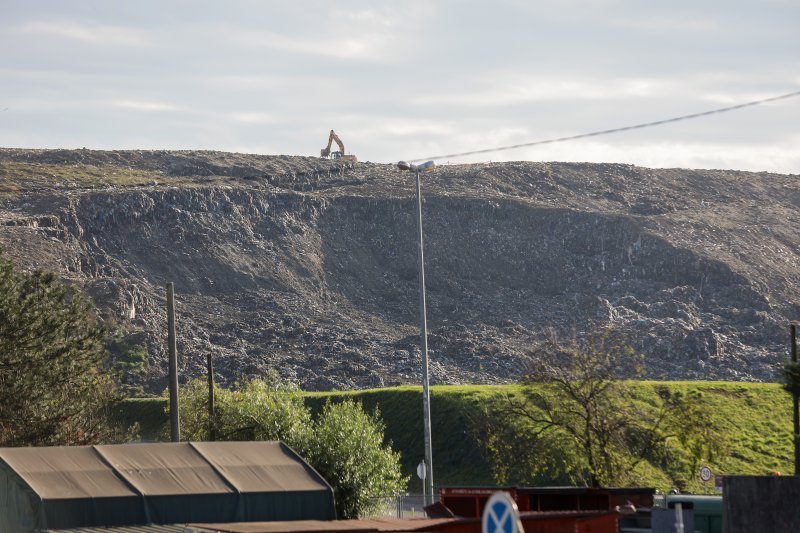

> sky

[{"left": 1, "top": 0, "right": 798, "bottom": 172}]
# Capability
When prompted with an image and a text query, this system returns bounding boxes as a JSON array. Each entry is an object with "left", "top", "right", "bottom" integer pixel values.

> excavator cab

[
  {"left": 322, "top": 148, "right": 344, "bottom": 160},
  {"left": 320, "top": 130, "right": 357, "bottom": 162}
]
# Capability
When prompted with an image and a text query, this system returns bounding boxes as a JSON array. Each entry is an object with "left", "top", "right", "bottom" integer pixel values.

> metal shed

[{"left": 0, "top": 441, "right": 335, "bottom": 532}]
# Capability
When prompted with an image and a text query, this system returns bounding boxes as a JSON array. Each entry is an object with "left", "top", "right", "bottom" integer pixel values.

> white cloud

[
  {"left": 0, "top": 94, "right": 189, "bottom": 114},
  {"left": 0, "top": 97, "right": 98, "bottom": 112},
  {"left": 211, "top": 4, "right": 426, "bottom": 63},
  {"left": 201, "top": 74, "right": 340, "bottom": 89},
  {"left": 697, "top": 88, "right": 800, "bottom": 105},
  {"left": 413, "top": 75, "right": 681, "bottom": 107},
  {"left": 111, "top": 100, "right": 183, "bottom": 112},
  {"left": 224, "top": 27, "right": 395, "bottom": 61},
  {"left": 229, "top": 112, "right": 275, "bottom": 124},
  {"left": 357, "top": 120, "right": 456, "bottom": 138},
  {"left": 15, "top": 21, "right": 152, "bottom": 47},
  {"left": 449, "top": 127, "right": 532, "bottom": 150},
  {"left": 334, "top": 8, "right": 393, "bottom": 26},
  {"left": 489, "top": 138, "right": 800, "bottom": 174},
  {"left": 611, "top": 14, "right": 721, "bottom": 33}
]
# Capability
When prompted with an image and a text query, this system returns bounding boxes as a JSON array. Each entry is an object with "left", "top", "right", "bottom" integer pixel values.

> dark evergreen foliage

[
  {"left": 0, "top": 252, "right": 120, "bottom": 446},
  {"left": 780, "top": 360, "right": 800, "bottom": 396}
]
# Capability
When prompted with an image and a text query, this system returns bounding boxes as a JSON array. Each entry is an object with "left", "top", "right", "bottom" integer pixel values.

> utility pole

[
  {"left": 792, "top": 325, "right": 799, "bottom": 473},
  {"left": 167, "top": 282, "right": 180, "bottom": 442},
  {"left": 207, "top": 352, "right": 216, "bottom": 441}
]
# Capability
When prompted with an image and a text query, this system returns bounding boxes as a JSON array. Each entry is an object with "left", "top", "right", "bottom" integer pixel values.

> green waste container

[{"left": 666, "top": 495, "right": 722, "bottom": 533}]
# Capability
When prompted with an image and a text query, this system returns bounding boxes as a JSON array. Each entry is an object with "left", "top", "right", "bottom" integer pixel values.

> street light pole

[{"left": 398, "top": 160, "right": 435, "bottom": 505}]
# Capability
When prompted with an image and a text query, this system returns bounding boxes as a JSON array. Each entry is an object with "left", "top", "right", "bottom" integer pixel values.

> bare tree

[{"left": 481, "top": 328, "right": 716, "bottom": 488}]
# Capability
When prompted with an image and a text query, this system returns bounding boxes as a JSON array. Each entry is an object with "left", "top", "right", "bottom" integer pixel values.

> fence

[{"left": 365, "top": 493, "right": 441, "bottom": 518}]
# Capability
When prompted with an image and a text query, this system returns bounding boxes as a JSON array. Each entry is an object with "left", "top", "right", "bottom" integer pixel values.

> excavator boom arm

[
  {"left": 322, "top": 130, "right": 345, "bottom": 154},
  {"left": 331, "top": 130, "right": 345, "bottom": 154},
  {"left": 320, "top": 130, "right": 356, "bottom": 162},
  {"left": 321, "top": 130, "right": 343, "bottom": 156}
]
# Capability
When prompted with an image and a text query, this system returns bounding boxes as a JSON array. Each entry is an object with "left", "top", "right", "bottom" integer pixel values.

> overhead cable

[{"left": 409, "top": 89, "right": 800, "bottom": 163}]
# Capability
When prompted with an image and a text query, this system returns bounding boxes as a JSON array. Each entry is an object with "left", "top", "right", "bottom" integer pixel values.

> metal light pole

[{"left": 398, "top": 160, "right": 435, "bottom": 505}]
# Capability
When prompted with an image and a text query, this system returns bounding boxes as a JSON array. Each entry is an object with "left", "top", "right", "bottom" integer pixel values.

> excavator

[{"left": 320, "top": 130, "right": 357, "bottom": 162}]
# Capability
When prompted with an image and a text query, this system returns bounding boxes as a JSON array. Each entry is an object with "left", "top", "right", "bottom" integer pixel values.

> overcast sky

[{"left": 1, "top": 0, "right": 798, "bottom": 172}]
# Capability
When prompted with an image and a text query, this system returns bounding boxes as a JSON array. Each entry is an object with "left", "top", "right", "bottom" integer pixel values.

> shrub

[
  {"left": 304, "top": 400, "right": 406, "bottom": 518},
  {"left": 173, "top": 378, "right": 406, "bottom": 518}
]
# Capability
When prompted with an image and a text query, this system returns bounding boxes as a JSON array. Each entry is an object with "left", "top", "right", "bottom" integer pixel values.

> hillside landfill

[{"left": 0, "top": 148, "right": 797, "bottom": 391}]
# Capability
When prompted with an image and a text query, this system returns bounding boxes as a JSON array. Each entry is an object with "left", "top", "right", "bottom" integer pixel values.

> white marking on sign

[
  {"left": 700, "top": 466, "right": 712, "bottom": 482},
  {"left": 482, "top": 491, "right": 519, "bottom": 533},
  {"left": 417, "top": 461, "right": 426, "bottom": 480}
]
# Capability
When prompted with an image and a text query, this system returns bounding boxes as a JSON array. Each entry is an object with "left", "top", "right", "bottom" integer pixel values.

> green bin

[{"left": 665, "top": 495, "right": 722, "bottom": 533}]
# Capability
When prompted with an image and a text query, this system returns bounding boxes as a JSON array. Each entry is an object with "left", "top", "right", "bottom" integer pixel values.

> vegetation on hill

[
  {"left": 0, "top": 161, "right": 161, "bottom": 198},
  {"left": 478, "top": 329, "right": 726, "bottom": 489},
  {"left": 305, "top": 382, "right": 793, "bottom": 493},
  {"left": 119, "top": 381, "right": 792, "bottom": 493}
]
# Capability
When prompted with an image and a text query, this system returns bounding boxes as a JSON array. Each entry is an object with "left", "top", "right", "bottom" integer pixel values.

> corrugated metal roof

[
  {"left": 48, "top": 525, "right": 185, "bottom": 533},
  {"left": 1, "top": 441, "right": 335, "bottom": 530},
  {"left": 186, "top": 518, "right": 455, "bottom": 532}
]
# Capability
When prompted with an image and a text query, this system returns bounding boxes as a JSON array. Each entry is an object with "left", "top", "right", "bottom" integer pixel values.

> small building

[
  {"left": 439, "top": 486, "right": 654, "bottom": 517},
  {"left": 0, "top": 441, "right": 336, "bottom": 532}
]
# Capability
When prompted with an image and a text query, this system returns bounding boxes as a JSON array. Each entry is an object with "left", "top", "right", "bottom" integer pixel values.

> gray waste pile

[{"left": 0, "top": 148, "right": 797, "bottom": 391}]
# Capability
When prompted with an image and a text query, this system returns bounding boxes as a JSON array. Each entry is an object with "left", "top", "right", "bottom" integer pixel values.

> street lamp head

[{"left": 397, "top": 160, "right": 436, "bottom": 172}]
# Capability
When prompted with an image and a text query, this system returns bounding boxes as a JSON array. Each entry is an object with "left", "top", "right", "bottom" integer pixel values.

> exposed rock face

[{"left": 0, "top": 149, "right": 796, "bottom": 391}]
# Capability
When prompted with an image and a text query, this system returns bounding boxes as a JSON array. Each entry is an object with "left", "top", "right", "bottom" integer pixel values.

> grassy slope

[
  {"left": 113, "top": 397, "right": 171, "bottom": 440},
  {"left": 119, "top": 382, "right": 793, "bottom": 491},
  {"left": 0, "top": 161, "right": 162, "bottom": 198},
  {"left": 305, "top": 385, "right": 500, "bottom": 488}
]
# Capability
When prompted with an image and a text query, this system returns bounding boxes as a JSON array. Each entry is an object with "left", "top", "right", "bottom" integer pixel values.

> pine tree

[{"left": 0, "top": 251, "right": 119, "bottom": 446}]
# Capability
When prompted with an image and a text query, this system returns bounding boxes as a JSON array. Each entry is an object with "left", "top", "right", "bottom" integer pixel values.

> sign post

[
  {"left": 700, "top": 466, "right": 712, "bottom": 494},
  {"left": 482, "top": 491, "right": 520, "bottom": 533},
  {"left": 417, "top": 460, "right": 426, "bottom": 510}
]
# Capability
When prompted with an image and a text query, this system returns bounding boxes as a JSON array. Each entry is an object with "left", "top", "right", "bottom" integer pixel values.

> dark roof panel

[
  {"left": 191, "top": 441, "right": 330, "bottom": 493},
  {"left": 94, "top": 443, "right": 234, "bottom": 496},
  {"left": 0, "top": 446, "right": 136, "bottom": 500}
]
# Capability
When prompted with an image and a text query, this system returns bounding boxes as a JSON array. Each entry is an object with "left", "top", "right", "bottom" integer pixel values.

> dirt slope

[{"left": 0, "top": 148, "right": 797, "bottom": 391}]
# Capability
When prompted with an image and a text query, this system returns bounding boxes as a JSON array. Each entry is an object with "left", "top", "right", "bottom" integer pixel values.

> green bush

[
  {"left": 172, "top": 377, "right": 406, "bottom": 518},
  {"left": 106, "top": 331, "right": 148, "bottom": 395},
  {"left": 304, "top": 400, "right": 406, "bottom": 519}
]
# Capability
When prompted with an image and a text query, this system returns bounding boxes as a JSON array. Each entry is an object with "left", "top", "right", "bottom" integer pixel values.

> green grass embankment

[
  {"left": 117, "top": 382, "right": 793, "bottom": 491},
  {"left": 113, "top": 397, "right": 171, "bottom": 440},
  {"left": 0, "top": 161, "right": 161, "bottom": 198}
]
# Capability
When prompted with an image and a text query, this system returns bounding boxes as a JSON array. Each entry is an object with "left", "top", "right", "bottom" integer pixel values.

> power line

[{"left": 409, "top": 89, "right": 800, "bottom": 163}]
